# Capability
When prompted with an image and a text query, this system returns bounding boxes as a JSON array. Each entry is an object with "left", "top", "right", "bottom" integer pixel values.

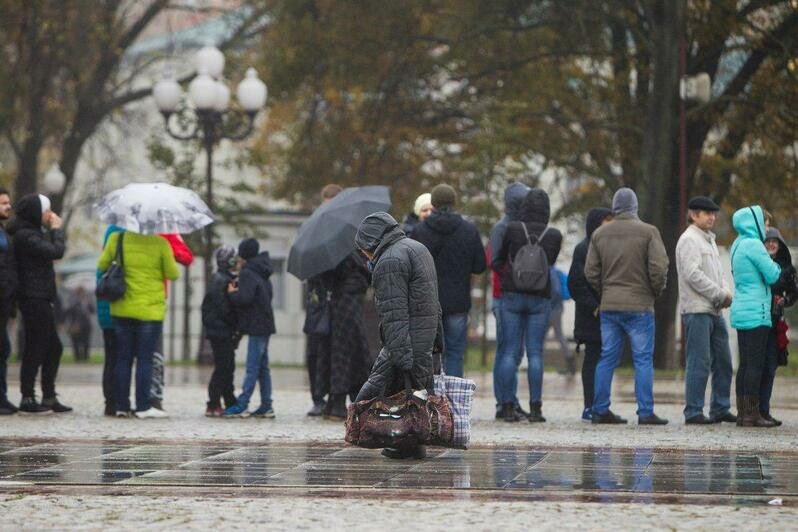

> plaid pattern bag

[{"left": 434, "top": 373, "right": 476, "bottom": 448}]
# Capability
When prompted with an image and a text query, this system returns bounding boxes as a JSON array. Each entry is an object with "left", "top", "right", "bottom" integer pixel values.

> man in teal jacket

[{"left": 729, "top": 205, "right": 781, "bottom": 427}]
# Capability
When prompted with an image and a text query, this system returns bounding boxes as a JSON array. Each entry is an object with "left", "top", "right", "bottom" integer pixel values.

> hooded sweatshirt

[
  {"left": 729, "top": 205, "right": 781, "bottom": 330},
  {"left": 568, "top": 207, "right": 611, "bottom": 343},
  {"left": 765, "top": 227, "right": 797, "bottom": 322},
  {"left": 412, "top": 207, "right": 486, "bottom": 314},
  {"left": 7, "top": 194, "right": 65, "bottom": 301},
  {"left": 488, "top": 182, "right": 530, "bottom": 299}
]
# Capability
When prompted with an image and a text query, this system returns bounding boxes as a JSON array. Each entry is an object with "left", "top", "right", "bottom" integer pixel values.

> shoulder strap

[
  {"left": 537, "top": 226, "right": 550, "bottom": 243},
  {"left": 520, "top": 223, "right": 532, "bottom": 245},
  {"left": 114, "top": 232, "right": 125, "bottom": 267}
]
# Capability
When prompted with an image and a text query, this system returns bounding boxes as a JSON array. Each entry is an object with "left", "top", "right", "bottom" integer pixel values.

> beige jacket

[
  {"left": 675, "top": 223, "right": 729, "bottom": 315},
  {"left": 585, "top": 213, "right": 669, "bottom": 312}
]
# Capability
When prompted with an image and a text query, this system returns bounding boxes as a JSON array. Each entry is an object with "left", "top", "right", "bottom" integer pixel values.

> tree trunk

[{"left": 640, "top": 0, "right": 684, "bottom": 369}]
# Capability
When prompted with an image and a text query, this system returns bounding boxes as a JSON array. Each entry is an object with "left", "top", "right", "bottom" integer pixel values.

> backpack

[{"left": 509, "top": 224, "right": 550, "bottom": 293}]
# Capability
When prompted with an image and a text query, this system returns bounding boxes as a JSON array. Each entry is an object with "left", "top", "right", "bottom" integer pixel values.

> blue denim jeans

[
  {"left": 496, "top": 292, "right": 551, "bottom": 404},
  {"left": 114, "top": 318, "right": 163, "bottom": 412},
  {"left": 237, "top": 335, "right": 272, "bottom": 410},
  {"left": 682, "top": 313, "right": 733, "bottom": 420},
  {"left": 592, "top": 311, "right": 655, "bottom": 417},
  {"left": 492, "top": 297, "right": 524, "bottom": 408},
  {"left": 443, "top": 313, "right": 468, "bottom": 378}
]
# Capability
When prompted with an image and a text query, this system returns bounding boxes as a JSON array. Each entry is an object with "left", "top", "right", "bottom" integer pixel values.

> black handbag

[
  {"left": 303, "top": 288, "right": 331, "bottom": 336},
  {"left": 96, "top": 232, "right": 126, "bottom": 301}
]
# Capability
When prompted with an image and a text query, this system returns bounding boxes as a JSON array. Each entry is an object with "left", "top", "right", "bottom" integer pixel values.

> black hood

[
  {"left": 504, "top": 182, "right": 530, "bottom": 222},
  {"left": 766, "top": 227, "right": 792, "bottom": 267},
  {"left": 7, "top": 194, "right": 43, "bottom": 235},
  {"left": 246, "top": 251, "right": 273, "bottom": 279},
  {"left": 355, "top": 212, "right": 405, "bottom": 257},
  {"left": 424, "top": 210, "right": 463, "bottom": 235},
  {"left": 586, "top": 207, "right": 612, "bottom": 239},
  {"left": 519, "top": 188, "right": 550, "bottom": 225}
]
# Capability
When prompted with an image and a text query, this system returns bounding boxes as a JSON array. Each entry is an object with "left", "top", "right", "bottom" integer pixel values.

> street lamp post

[{"left": 153, "top": 46, "right": 267, "bottom": 363}]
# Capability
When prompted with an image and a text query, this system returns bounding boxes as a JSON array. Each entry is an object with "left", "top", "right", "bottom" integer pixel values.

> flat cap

[{"left": 687, "top": 196, "right": 720, "bottom": 212}]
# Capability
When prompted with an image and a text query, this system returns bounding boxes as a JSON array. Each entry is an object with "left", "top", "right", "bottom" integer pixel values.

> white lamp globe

[
  {"left": 43, "top": 164, "right": 66, "bottom": 194},
  {"left": 213, "top": 81, "right": 231, "bottom": 112},
  {"left": 153, "top": 78, "right": 183, "bottom": 113},
  {"left": 237, "top": 68, "right": 267, "bottom": 112},
  {"left": 195, "top": 45, "right": 225, "bottom": 78},
  {"left": 189, "top": 68, "right": 218, "bottom": 110}
]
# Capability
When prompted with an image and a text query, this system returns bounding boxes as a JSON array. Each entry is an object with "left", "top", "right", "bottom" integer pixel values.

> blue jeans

[
  {"left": 492, "top": 297, "right": 524, "bottom": 408},
  {"left": 443, "top": 313, "right": 468, "bottom": 378},
  {"left": 237, "top": 335, "right": 272, "bottom": 410},
  {"left": 114, "top": 318, "right": 162, "bottom": 412},
  {"left": 682, "top": 313, "right": 733, "bottom": 420},
  {"left": 592, "top": 311, "right": 655, "bottom": 417},
  {"left": 496, "top": 292, "right": 551, "bottom": 404}
]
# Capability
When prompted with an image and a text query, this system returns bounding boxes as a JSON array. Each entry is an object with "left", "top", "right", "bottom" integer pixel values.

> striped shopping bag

[{"left": 433, "top": 372, "right": 476, "bottom": 448}]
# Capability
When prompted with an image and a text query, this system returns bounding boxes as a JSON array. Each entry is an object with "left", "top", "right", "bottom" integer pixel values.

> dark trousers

[
  {"left": 735, "top": 326, "right": 770, "bottom": 397},
  {"left": 0, "top": 305, "right": 10, "bottom": 401},
  {"left": 19, "top": 299, "right": 63, "bottom": 399},
  {"left": 207, "top": 337, "right": 237, "bottom": 409},
  {"left": 580, "top": 341, "right": 601, "bottom": 410},
  {"left": 759, "top": 329, "right": 778, "bottom": 414},
  {"left": 114, "top": 318, "right": 162, "bottom": 412},
  {"left": 307, "top": 333, "right": 329, "bottom": 404},
  {"left": 70, "top": 332, "right": 91, "bottom": 361},
  {"left": 102, "top": 329, "right": 119, "bottom": 408}
]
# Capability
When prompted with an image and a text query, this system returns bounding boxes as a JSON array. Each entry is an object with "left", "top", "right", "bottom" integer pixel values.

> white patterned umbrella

[{"left": 93, "top": 182, "right": 214, "bottom": 234}]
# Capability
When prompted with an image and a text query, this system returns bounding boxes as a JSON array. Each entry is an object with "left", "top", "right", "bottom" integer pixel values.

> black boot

[
  {"left": 501, "top": 402, "right": 520, "bottom": 423},
  {"left": 324, "top": 394, "right": 347, "bottom": 421},
  {"left": 737, "top": 396, "right": 774, "bottom": 428},
  {"left": 42, "top": 396, "right": 73, "bottom": 413},
  {"left": 18, "top": 396, "right": 52, "bottom": 415},
  {"left": 528, "top": 401, "right": 546, "bottom": 423},
  {"left": 760, "top": 411, "right": 782, "bottom": 427},
  {"left": 0, "top": 398, "right": 17, "bottom": 415}
]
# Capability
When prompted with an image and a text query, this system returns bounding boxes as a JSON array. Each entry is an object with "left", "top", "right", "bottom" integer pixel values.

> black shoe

[
  {"left": 307, "top": 401, "right": 326, "bottom": 417},
  {"left": 761, "top": 412, "right": 782, "bottom": 427},
  {"left": 710, "top": 412, "right": 737, "bottom": 424},
  {"left": 639, "top": 413, "right": 668, "bottom": 425},
  {"left": 381, "top": 446, "right": 426, "bottom": 460},
  {"left": 514, "top": 404, "right": 530, "bottom": 419},
  {"left": 501, "top": 402, "right": 521, "bottom": 423},
  {"left": 685, "top": 414, "right": 712, "bottom": 425},
  {"left": 528, "top": 401, "right": 546, "bottom": 423},
  {"left": 323, "top": 394, "right": 347, "bottom": 421},
  {"left": 104, "top": 404, "right": 116, "bottom": 417},
  {"left": 592, "top": 410, "right": 628, "bottom": 424},
  {"left": 18, "top": 397, "right": 53, "bottom": 415},
  {"left": 0, "top": 399, "right": 17, "bottom": 415},
  {"left": 42, "top": 396, "right": 73, "bottom": 413}
]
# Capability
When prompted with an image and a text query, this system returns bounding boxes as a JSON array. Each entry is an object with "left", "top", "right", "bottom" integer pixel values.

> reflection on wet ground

[{"left": 0, "top": 439, "right": 795, "bottom": 504}]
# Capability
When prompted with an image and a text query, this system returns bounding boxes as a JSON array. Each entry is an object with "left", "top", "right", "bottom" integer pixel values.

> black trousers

[
  {"left": 736, "top": 326, "right": 770, "bottom": 397},
  {"left": 19, "top": 299, "right": 63, "bottom": 399},
  {"left": 70, "top": 332, "right": 91, "bottom": 361},
  {"left": 0, "top": 300, "right": 11, "bottom": 401},
  {"left": 207, "top": 337, "right": 237, "bottom": 409},
  {"left": 306, "top": 333, "right": 328, "bottom": 404},
  {"left": 581, "top": 341, "right": 601, "bottom": 410},
  {"left": 102, "top": 329, "right": 118, "bottom": 408}
]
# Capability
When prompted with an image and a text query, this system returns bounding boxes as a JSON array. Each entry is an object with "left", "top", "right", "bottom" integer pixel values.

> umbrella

[
  {"left": 93, "top": 182, "right": 213, "bottom": 234},
  {"left": 288, "top": 186, "right": 391, "bottom": 280}
]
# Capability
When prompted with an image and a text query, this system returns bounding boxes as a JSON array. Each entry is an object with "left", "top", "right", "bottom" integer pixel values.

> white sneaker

[{"left": 135, "top": 408, "right": 169, "bottom": 419}]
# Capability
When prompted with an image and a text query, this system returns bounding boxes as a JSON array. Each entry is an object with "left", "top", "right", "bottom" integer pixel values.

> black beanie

[
  {"left": 238, "top": 238, "right": 260, "bottom": 260},
  {"left": 431, "top": 184, "right": 457, "bottom": 210}
]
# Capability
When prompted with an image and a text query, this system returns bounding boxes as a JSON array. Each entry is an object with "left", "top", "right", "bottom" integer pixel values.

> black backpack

[{"left": 509, "top": 224, "right": 550, "bottom": 293}]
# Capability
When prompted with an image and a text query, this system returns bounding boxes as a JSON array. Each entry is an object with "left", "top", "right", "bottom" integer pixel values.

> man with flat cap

[{"left": 676, "top": 196, "right": 736, "bottom": 425}]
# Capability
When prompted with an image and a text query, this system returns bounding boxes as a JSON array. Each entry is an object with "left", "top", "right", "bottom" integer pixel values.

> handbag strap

[{"left": 113, "top": 232, "right": 125, "bottom": 267}]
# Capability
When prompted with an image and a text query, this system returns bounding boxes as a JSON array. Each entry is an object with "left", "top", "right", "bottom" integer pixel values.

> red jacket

[
  {"left": 160, "top": 234, "right": 194, "bottom": 296},
  {"left": 487, "top": 244, "right": 504, "bottom": 299}
]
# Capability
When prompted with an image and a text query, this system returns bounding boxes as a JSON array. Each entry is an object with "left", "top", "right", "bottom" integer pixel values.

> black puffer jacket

[
  {"left": 767, "top": 228, "right": 798, "bottom": 323},
  {"left": 354, "top": 212, "right": 441, "bottom": 399},
  {"left": 228, "top": 252, "right": 276, "bottom": 336},
  {"left": 493, "top": 189, "right": 562, "bottom": 298},
  {"left": 7, "top": 194, "right": 65, "bottom": 302},
  {"left": 0, "top": 222, "right": 17, "bottom": 308},
  {"left": 568, "top": 208, "right": 612, "bottom": 344},
  {"left": 412, "top": 210, "right": 486, "bottom": 314},
  {"left": 202, "top": 269, "right": 238, "bottom": 339}
]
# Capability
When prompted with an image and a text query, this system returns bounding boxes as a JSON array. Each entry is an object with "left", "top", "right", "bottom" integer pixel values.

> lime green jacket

[{"left": 98, "top": 232, "right": 180, "bottom": 322}]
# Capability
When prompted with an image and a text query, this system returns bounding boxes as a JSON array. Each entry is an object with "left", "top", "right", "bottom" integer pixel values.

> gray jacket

[{"left": 675, "top": 223, "right": 729, "bottom": 315}]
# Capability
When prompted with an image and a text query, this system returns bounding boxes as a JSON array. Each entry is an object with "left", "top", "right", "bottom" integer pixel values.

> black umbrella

[{"left": 288, "top": 186, "right": 391, "bottom": 280}]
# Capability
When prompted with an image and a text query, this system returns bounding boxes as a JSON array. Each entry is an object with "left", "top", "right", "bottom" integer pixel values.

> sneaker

[
  {"left": 0, "top": 398, "right": 18, "bottom": 415},
  {"left": 116, "top": 411, "right": 132, "bottom": 418},
  {"left": 592, "top": 410, "right": 628, "bottom": 424},
  {"left": 151, "top": 399, "right": 164, "bottom": 411},
  {"left": 205, "top": 406, "right": 224, "bottom": 417},
  {"left": 135, "top": 408, "right": 169, "bottom": 419},
  {"left": 581, "top": 408, "right": 592, "bottom": 422},
  {"left": 251, "top": 406, "right": 275, "bottom": 418},
  {"left": 18, "top": 397, "right": 53, "bottom": 416},
  {"left": 638, "top": 413, "right": 669, "bottom": 425},
  {"left": 42, "top": 396, "right": 73, "bottom": 413},
  {"left": 222, "top": 404, "right": 250, "bottom": 418}
]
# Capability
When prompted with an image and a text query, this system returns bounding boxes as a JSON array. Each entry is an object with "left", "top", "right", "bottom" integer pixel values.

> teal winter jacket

[{"left": 729, "top": 205, "right": 781, "bottom": 330}]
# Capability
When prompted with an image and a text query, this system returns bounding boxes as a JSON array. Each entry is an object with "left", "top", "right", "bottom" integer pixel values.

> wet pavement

[{"left": 0, "top": 439, "right": 795, "bottom": 505}]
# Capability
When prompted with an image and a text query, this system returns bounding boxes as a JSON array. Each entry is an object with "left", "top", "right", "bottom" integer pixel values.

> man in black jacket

[
  {"left": 202, "top": 245, "right": 239, "bottom": 417},
  {"left": 0, "top": 188, "right": 17, "bottom": 415},
  {"left": 567, "top": 207, "right": 612, "bottom": 422},
  {"left": 7, "top": 194, "right": 69, "bottom": 414},
  {"left": 355, "top": 212, "right": 442, "bottom": 459},
  {"left": 224, "top": 238, "right": 276, "bottom": 418},
  {"left": 412, "top": 184, "right": 486, "bottom": 377}
]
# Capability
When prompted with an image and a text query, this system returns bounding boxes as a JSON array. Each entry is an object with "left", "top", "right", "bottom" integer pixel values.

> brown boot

[{"left": 737, "top": 396, "right": 775, "bottom": 428}]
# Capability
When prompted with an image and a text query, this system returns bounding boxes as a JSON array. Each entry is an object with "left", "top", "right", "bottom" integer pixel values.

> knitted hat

[
  {"left": 238, "top": 238, "right": 260, "bottom": 260},
  {"left": 612, "top": 188, "right": 639, "bottom": 217},
  {"left": 413, "top": 193, "right": 432, "bottom": 216},
  {"left": 430, "top": 184, "right": 457, "bottom": 210}
]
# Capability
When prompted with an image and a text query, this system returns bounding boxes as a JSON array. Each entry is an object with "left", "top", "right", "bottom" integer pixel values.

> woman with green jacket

[
  {"left": 98, "top": 232, "right": 179, "bottom": 418},
  {"left": 729, "top": 205, "right": 781, "bottom": 427}
]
